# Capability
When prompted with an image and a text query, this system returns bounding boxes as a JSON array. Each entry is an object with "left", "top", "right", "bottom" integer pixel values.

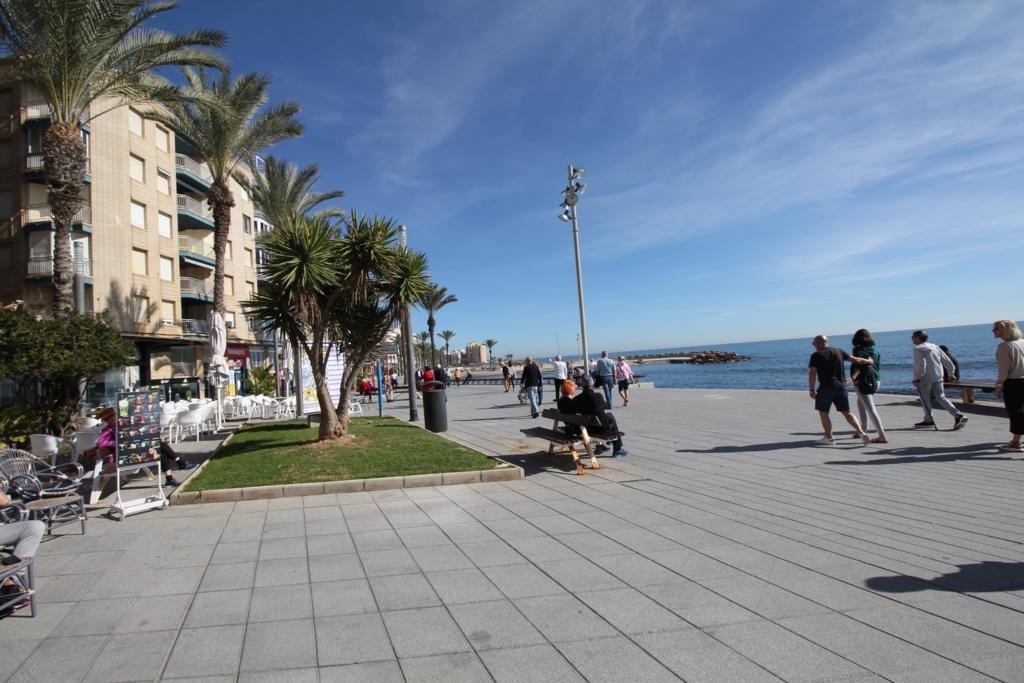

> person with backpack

[{"left": 850, "top": 329, "right": 887, "bottom": 443}]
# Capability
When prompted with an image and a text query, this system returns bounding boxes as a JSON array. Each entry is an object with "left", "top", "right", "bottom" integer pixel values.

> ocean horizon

[{"left": 555, "top": 322, "right": 1007, "bottom": 394}]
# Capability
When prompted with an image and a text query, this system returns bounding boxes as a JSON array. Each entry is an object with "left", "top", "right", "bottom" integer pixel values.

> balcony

[
  {"left": 24, "top": 153, "right": 90, "bottom": 182},
  {"left": 180, "top": 318, "right": 209, "bottom": 336},
  {"left": 180, "top": 276, "right": 213, "bottom": 302},
  {"left": 178, "top": 235, "right": 215, "bottom": 268},
  {"left": 175, "top": 153, "right": 212, "bottom": 192},
  {"left": 21, "top": 102, "right": 90, "bottom": 129},
  {"left": 177, "top": 194, "right": 214, "bottom": 230},
  {"left": 22, "top": 204, "right": 92, "bottom": 234},
  {"left": 25, "top": 254, "right": 91, "bottom": 281}
]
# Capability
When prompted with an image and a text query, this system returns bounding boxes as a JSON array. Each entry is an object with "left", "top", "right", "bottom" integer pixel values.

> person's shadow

[
  {"left": 826, "top": 443, "right": 1015, "bottom": 465},
  {"left": 679, "top": 439, "right": 859, "bottom": 454},
  {"left": 866, "top": 562, "right": 1024, "bottom": 593}
]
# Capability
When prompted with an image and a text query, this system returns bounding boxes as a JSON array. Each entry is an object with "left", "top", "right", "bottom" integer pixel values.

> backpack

[{"left": 857, "top": 366, "right": 878, "bottom": 395}]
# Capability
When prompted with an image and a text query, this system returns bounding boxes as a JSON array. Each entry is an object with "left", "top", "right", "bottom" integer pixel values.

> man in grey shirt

[
  {"left": 595, "top": 351, "right": 616, "bottom": 407},
  {"left": 912, "top": 330, "right": 967, "bottom": 430}
]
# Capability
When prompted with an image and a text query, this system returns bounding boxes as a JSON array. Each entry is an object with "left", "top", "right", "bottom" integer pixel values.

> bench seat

[{"left": 945, "top": 380, "right": 998, "bottom": 404}]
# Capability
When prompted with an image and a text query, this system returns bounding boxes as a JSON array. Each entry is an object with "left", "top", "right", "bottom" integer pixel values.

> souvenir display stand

[{"left": 110, "top": 389, "right": 168, "bottom": 520}]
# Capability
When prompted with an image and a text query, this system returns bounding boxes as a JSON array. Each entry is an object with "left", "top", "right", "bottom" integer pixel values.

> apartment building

[
  {"left": 0, "top": 77, "right": 272, "bottom": 402},
  {"left": 463, "top": 341, "right": 490, "bottom": 366}
]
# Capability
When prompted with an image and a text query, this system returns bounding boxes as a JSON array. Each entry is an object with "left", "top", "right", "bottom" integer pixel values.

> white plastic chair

[
  {"left": 29, "top": 434, "right": 65, "bottom": 467},
  {"left": 72, "top": 427, "right": 102, "bottom": 458},
  {"left": 349, "top": 402, "right": 364, "bottom": 417},
  {"left": 176, "top": 409, "right": 207, "bottom": 442}
]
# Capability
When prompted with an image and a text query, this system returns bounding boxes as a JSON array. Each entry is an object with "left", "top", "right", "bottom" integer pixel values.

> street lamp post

[
  {"left": 398, "top": 226, "right": 419, "bottom": 422},
  {"left": 559, "top": 164, "right": 589, "bottom": 367}
]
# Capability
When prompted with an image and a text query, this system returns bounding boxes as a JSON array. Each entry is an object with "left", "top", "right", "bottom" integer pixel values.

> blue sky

[{"left": 158, "top": 0, "right": 1024, "bottom": 358}]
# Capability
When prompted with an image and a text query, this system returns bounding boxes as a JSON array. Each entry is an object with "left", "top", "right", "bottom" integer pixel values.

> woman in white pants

[{"left": 851, "top": 329, "right": 888, "bottom": 443}]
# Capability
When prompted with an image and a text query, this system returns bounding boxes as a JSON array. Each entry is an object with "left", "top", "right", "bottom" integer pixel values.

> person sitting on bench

[
  {"left": 567, "top": 377, "right": 629, "bottom": 458},
  {"left": 1, "top": 488, "right": 44, "bottom": 616}
]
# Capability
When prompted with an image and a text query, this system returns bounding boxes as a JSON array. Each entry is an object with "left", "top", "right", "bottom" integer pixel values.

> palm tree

[
  {"left": 484, "top": 338, "right": 498, "bottom": 369},
  {"left": 415, "top": 331, "right": 430, "bottom": 369},
  {"left": 0, "top": 0, "right": 226, "bottom": 314},
  {"left": 439, "top": 330, "right": 456, "bottom": 366},
  {"left": 147, "top": 68, "right": 302, "bottom": 316},
  {"left": 419, "top": 285, "right": 457, "bottom": 367},
  {"left": 245, "top": 155, "right": 343, "bottom": 229}
]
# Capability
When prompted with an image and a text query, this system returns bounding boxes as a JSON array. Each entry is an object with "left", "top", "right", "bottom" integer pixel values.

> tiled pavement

[{"left": 2, "top": 385, "right": 1023, "bottom": 681}]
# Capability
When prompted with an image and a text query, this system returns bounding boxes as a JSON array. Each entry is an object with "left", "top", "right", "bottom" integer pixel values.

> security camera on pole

[{"left": 558, "top": 165, "right": 590, "bottom": 368}]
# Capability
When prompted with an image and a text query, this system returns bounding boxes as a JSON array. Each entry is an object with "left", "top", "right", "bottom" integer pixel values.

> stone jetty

[{"left": 628, "top": 350, "right": 751, "bottom": 365}]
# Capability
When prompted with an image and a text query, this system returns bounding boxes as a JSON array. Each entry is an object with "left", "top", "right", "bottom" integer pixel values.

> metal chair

[{"left": 0, "top": 449, "right": 86, "bottom": 536}]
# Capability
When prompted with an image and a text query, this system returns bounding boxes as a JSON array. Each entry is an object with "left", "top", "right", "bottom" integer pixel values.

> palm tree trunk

[
  {"left": 207, "top": 179, "right": 235, "bottom": 315},
  {"left": 428, "top": 317, "right": 437, "bottom": 367},
  {"left": 43, "top": 124, "right": 88, "bottom": 316}
]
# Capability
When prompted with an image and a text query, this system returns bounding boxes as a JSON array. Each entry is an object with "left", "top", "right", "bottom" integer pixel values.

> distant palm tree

[
  {"left": 148, "top": 68, "right": 302, "bottom": 316},
  {"left": 439, "top": 330, "right": 456, "bottom": 365},
  {"left": 419, "top": 285, "right": 457, "bottom": 366},
  {"left": 484, "top": 338, "right": 498, "bottom": 369},
  {"left": 246, "top": 155, "right": 343, "bottom": 229},
  {"left": 415, "top": 331, "right": 430, "bottom": 368},
  {"left": 0, "top": 0, "right": 226, "bottom": 314}
]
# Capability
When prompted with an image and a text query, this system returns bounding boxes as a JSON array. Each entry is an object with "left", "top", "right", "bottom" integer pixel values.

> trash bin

[{"left": 422, "top": 380, "right": 448, "bottom": 433}]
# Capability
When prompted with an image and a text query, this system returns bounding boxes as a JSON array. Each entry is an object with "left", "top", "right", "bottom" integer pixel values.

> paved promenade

[{"left": 2, "top": 385, "right": 1022, "bottom": 681}]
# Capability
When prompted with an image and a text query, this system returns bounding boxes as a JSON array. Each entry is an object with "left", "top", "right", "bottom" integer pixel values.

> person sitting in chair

[{"left": 1, "top": 488, "right": 44, "bottom": 616}]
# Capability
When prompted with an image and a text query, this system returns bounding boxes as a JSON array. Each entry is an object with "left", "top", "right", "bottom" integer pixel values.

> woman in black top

[{"left": 851, "top": 329, "right": 887, "bottom": 443}]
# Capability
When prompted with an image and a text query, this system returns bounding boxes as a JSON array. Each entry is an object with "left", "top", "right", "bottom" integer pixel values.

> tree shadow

[
  {"left": 105, "top": 281, "right": 159, "bottom": 332},
  {"left": 453, "top": 416, "right": 531, "bottom": 422},
  {"left": 826, "top": 443, "right": 1016, "bottom": 465},
  {"left": 866, "top": 561, "right": 1024, "bottom": 593}
]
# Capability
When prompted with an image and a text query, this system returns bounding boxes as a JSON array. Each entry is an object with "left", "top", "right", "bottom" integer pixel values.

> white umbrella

[
  {"left": 121, "top": 364, "right": 139, "bottom": 391},
  {"left": 280, "top": 337, "right": 292, "bottom": 399},
  {"left": 209, "top": 311, "right": 229, "bottom": 429}
]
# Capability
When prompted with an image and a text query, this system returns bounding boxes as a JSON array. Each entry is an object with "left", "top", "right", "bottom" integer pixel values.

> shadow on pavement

[
  {"left": 866, "top": 561, "right": 1024, "bottom": 593},
  {"left": 498, "top": 451, "right": 581, "bottom": 476},
  {"left": 826, "top": 443, "right": 1015, "bottom": 465},
  {"left": 679, "top": 440, "right": 836, "bottom": 454}
]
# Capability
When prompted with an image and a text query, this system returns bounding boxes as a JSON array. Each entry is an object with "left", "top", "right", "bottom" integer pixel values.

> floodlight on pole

[{"left": 559, "top": 164, "right": 590, "bottom": 367}]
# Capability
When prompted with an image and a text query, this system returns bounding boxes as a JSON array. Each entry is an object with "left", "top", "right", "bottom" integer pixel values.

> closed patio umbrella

[{"left": 209, "top": 311, "right": 229, "bottom": 430}]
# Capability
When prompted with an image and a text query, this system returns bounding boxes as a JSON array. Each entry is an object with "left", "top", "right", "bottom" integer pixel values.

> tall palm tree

[
  {"left": 484, "top": 338, "right": 498, "bottom": 369},
  {"left": 147, "top": 68, "right": 302, "bottom": 316},
  {"left": 246, "top": 155, "right": 343, "bottom": 229},
  {"left": 439, "top": 330, "right": 455, "bottom": 365},
  {"left": 419, "top": 285, "right": 457, "bottom": 366},
  {"left": 0, "top": 0, "right": 226, "bottom": 314},
  {"left": 415, "top": 331, "right": 430, "bottom": 368}
]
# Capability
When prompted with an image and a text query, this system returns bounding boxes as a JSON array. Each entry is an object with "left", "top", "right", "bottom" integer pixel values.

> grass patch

[{"left": 183, "top": 417, "right": 500, "bottom": 492}]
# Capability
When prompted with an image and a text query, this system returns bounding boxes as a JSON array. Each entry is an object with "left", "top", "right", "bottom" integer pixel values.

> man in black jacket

[
  {"left": 521, "top": 357, "right": 543, "bottom": 418},
  {"left": 570, "top": 377, "right": 629, "bottom": 457}
]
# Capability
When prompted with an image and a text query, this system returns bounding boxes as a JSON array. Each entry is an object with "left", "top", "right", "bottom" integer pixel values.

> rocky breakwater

[{"left": 628, "top": 351, "right": 752, "bottom": 365}]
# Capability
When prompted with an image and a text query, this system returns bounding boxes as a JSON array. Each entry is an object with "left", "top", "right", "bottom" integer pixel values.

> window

[
  {"left": 0, "top": 190, "right": 12, "bottom": 218},
  {"left": 243, "top": 214, "right": 251, "bottom": 234},
  {"left": 159, "top": 256, "right": 174, "bottom": 282},
  {"left": 158, "top": 212, "right": 172, "bottom": 238},
  {"left": 132, "top": 295, "right": 150, "bottom": 323},
  {"left": 28, "top": 231, "right": 51, "bottom": 259},
  {"left": 129, "top": 154, "right": 145, "bottom": 183},
  {"left": 160, "top": 300, "right": 175, "bottom": 323},
  {"left": 132, "top": 248, "right": 148, "bottom": 275},
  {"left": 155, "top": 126, "right": 169, "bottom": 152},
  {"left": 225, "top": 240, "right": 232, "bottom": 260},
  {"left": 244, "top": 247, "right": 254, "bottom": 267},
  {"left": 0, "top": 243, "right": 11, "bottom": 271},
  {"left": 157, "top": 170, "right": 171, "bottom": 195},
  {"left": 128, "top": 109, "right": 144, "bottom": 136},
  {"left": 246, "top": 281, "right": 255, "bottom": 298},
  {"left": 25, "top": 127, "right": 43, "bottom": 154},
  {"left": 225, "top": 311, "right": 236, "bottom": 329},
  {"left": 131, "top": 200, "right": 146, "bottom": 228},
  {"left": 224, "top": 275, "right": 234, "bottom": 296},
  {"left": 0, "top": 140, "right": 11, "bottom": 166}
]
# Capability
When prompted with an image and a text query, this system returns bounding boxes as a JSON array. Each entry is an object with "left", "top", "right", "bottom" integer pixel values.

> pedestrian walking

[
  {"left": 808, "top": 335, "right": 873, "bottom": 446},
  {"left": 911, "top": 330, "right": 967, "bottom": 430},
  {"left": 501, "top": 363, "right": 511, "bottom": 392},
  {"left": 595, "top": 351, "right": 616, "bottom": 407},
  {"left": 850, "top": 329, "right": 887, "bottom": 443},
  {"left": 938, "top": 345, "right": 960, "bottom": 383},
  {"left": 615, "top": 356, "right": 635, "bottom": 407},
  {"left": 453, "top": 368, "right": 461, "bottom": 387},
  {"left": 993, "top": 320, "right": 1024, "bottom": 451},
  {"left": 552, "top": 355, "right": 568, "bottom": 400},
  {"left": 521, "top": 356, "right": 543, "bottom": 418}
]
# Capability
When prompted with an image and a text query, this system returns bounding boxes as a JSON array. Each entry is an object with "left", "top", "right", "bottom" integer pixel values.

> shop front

[{"left": 225, "top": 344, "right": 250, "bottom": 396}]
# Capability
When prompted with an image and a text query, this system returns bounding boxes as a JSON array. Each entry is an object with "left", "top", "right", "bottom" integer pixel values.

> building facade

[
  {"left": 0, "top": 78, "right": 271, "bottom": 404},
  {"left": 463, "top": 341, "right": 489, "bottom": 365}
]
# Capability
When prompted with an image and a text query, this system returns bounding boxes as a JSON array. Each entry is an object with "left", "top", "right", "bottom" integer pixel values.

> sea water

[{"left": 587, "top": 323, "right": 1004, "bottom": 394}]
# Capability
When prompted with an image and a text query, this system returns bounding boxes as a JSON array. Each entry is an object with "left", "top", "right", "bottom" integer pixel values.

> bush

[
  {"left": 0, "top": 304, "right": 136, "bottom": 438},
  {"left": 244, "top": 365, "right": 276, "bottom": 396}
]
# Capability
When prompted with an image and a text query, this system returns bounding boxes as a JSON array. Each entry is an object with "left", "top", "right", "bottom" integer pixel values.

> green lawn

[{"left": 184, "top": 417, "right": 500, "bottom": 491}]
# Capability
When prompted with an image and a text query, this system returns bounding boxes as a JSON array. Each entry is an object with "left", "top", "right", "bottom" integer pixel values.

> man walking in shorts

[{"left": 808, "top": 335, "right": 872, "bottom": 446}]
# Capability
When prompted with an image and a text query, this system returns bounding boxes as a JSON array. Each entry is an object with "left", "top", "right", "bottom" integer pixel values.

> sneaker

[
  {"left": 612, "top": 448, "right": 629, "bottom": 458},
  {"left": 998, "top": 442, "right": 1024, "bottom": 452},
  {"left": 860, "top": 433, "right": 871, "bottom": 446},
  {"left": 594, "top": 444, "right": 610, "bottom": 454},
  {"left": 164, "top": 476, "right": 178, "bottom": 487},
  {"left": 953, "top": 415, "right": 968, "bottom": 431},
  {"left": 815, "top": 437, "right": 835, "bottom": 446},
  {"left": 913, "top": 420, "right": 935, "bottom": 428}
]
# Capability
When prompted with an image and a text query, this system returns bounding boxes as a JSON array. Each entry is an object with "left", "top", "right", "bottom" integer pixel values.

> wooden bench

[
  {"left": 944, "top": 380, "right": 997, "bottom": 404},
  {"left": 520, "top": 408, "right": 621, "bottom": 476}
]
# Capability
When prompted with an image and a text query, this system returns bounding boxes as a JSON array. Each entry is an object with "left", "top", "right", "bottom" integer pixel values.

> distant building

[{"left": 464, "top": 341, "right": 489, "bottom": 365}]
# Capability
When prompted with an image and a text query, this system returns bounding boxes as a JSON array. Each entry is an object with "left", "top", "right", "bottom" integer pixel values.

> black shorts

[
  {"left": 617, "top": 380, "right": 630, "bottom": 391},
  {"left": 815, "top": 385, "right": 850, "bottom": 413}
]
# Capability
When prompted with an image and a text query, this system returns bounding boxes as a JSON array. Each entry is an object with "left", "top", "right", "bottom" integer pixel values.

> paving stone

[
  {"left": 84, "top": 630, "right": 175, "bottom": 683},
  {"left": 312, "top": 578, "right": 378, "bottom": 617},
  {"left": 200, "top": 561, "right": 256, "bottom": 592},
  {"left": 352, "top": 529, "right": 403, "bottom": 552},
  {"left": 642, "top": 547, "right": 745, "bottom": 581},
  {"left": 634, "top": 628, "right": 784, "bottom": 682},
  {"left": 552, "top": 531, "right": 634, "bottom": 557},
  {"left": 308, "top": 552, "right": 365, "bottom": 582},
  {"left": 400, "top": 652, "right": 492, "bottom": 682},
  {"left": 240, "top": 618, "right": 317, "bottom": 672},
  {"left": 588, "top": 551, "right": 684, "bottom": 586},
  {"left": 359, "top": 548, "right": 420, "bottom": 576},
  {"left": 457, "top": 540, "right": 527, "bottom": 567},
  {"left": 442, "top": 522, "right": 502, "bottom": 544},
  {"left": 505, "top": 535, "right": 580, "bottom": 563},
  {"left": 514, "top": 594, "right": 619, "bottom": 643},
  {"left": 8, "top": 634, "right": 106, "bottom": 682},
  {"left": 318, "top": 660, "right": 404, "bottom": 681},
  {"left": 577, "top": 587, "right": 691, "bottom": 634},
  {"left": 698, "top": 575, "right": 833, "bottom": 620},
  {"left": 554, "top": 635, "right": 680, "bottom": 682},
  {"left": 306, "top": 532, "right": 355, "bottom": 556},
  {"left": 426, "top": 567, "right": 504, "bottom": 604},
  {"left": 239, "top": 668, "right": 319, "bottom": 683},
  {"left": 211, "top": 540, "right": 261, "bottom": 564},
  {"left": 484, "top": 562, "right": 568, "bottom": 599},
  {"left": 185, "top": 588, "right": 252, "bottom": 627},
  {"left": 535, "top": 558, "right": 628, "bottom": 591},
  {"left": 50, "top": 596, "right": 134, "bottom": 636},
  {"left": 163, "top": 624, "right": 246, "bottom": 678},
  {"left": 303, "top": 493, "right": 341, "bottom": 507},
  {"left": 254, "top": 557, "right": 309, "bottom": 586},
  {"left": 409, "top": 543, "right": 475, "bottom": 572},
  {"left": 0, "top": 639, "right": 43, "bottom": 681},
  {"left": 382, "top": 606, "right": 473, "bottom": 658},
  {"left": 370, "top": 573, "right": 442, "bottom": 611},
  {"left": 258, "top": 536, "right": 308, "bottom": 560},
  {"left": 479, "top": 644, "right": 586, "bottom": 682},
  {"left": 640, "top": 580, "right": 762, "bottom": 628},
  {"left": 303, "top": 504, "right": 344, "bottom": 520},
  {"left": 396, "top": 525, "right": 451, "bottom": 547},
  {"left": 448, "top": 599, "right": 547, "bottom": 650},
  {"left": 0, "top": 600, "right": 73, "bottom": 641},
  {"left": 262, "top": 520, "right": 306, "bottom": 539},
  {"left": 249, "top": 583, "right": 313, "bottom": 622},
  {"left": 316, "top": 613, "right": 394, "bottom": 666}
]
